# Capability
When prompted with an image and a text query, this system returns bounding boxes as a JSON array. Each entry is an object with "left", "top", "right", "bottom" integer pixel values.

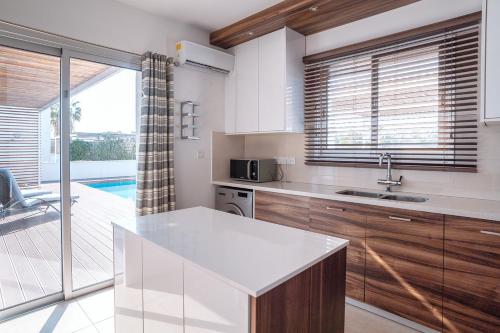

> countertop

[
  {"left": 112, "top": 206, "right": 348, "bottom": 297},
  {"left": 212, "top": 179, "right": 500, "bottom": 222}
]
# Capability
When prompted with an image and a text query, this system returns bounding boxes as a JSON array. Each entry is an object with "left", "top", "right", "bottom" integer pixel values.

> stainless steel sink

[
  {"left": 381, "top": 194, "right": 427, "bottom": 202},
  {"left": 336, "top": 189, "right": 427, "bottom": 203},
  {"left": 336, "top": 190, "right": 386, "bottom": 199}
]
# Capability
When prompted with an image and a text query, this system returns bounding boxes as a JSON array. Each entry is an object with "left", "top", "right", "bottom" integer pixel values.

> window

[{"left": 304, "top": 22, "right": 479, "bottom": 171}]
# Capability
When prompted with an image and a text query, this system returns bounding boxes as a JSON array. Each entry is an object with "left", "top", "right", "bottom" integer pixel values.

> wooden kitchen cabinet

[
  {"left": 443, "top": 215, "right": 500, "bottom": 333},
  {"left": 255, "top": 190, "right": 310, "bottom": 230},
  {"left": 254, "top": 189, "right": 499, "bottom": 331},
  {"left": 309, "top": 198, "right": 366, "bottom": 302},
  {"left": 364, "top": 207, "right": 444, "bottom": 331}
]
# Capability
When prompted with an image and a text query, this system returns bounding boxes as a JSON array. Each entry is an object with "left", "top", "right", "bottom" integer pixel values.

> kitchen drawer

[
  {"left": 309, "top": 198, "right": 366, "bottom": 301},
  {"left": 255, "top": 191, "right": 310, "bottom": 230},
  {"left": 365, "top": 209, "right": 444, "bottom": 331},
  {"left": 443, "top": 216, "right": 500, "bottom": 333}
]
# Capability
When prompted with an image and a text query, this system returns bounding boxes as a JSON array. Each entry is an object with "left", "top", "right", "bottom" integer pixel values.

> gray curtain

[{"left": 136, "top": 52, "right": 175, "bottom": 215}]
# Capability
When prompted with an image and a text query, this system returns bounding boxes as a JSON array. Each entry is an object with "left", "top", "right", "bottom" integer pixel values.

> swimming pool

[{"left": 86, "top": 180, "right": 136, "bottom": 201}]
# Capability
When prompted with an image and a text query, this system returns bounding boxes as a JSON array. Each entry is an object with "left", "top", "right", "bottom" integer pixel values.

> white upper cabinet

[
  {"left": 235, "top": 38, "right": 259, "bottom": 133},
  {"left": 259, "top": 29, "right": 286, "bottom": 132},
  {"left": 482, "top": 0, "right": 500, "bottom": 123},
  {"left": 225, "top": 27, "right": 305, "bottom": 134}
]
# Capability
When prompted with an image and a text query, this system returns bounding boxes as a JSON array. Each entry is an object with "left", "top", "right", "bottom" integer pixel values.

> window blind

[{"left": 304, "top": 22, "right": 479, "bottom": 172}]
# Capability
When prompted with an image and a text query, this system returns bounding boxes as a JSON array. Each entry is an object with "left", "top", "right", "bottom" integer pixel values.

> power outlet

[{"left": 274, "top": 157, "right": 295, "bottom": 165}]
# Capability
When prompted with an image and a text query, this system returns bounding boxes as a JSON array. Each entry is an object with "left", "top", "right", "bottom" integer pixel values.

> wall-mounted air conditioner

[{"left": 176, "top": 40, "right": 234, "bottom": 74}]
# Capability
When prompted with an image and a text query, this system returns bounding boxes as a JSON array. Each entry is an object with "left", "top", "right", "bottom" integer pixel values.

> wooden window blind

[{"left": 304, "top": 22, "right": 479, "bottom": 172}]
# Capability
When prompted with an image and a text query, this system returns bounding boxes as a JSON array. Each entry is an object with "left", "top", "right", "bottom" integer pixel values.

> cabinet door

[
  {"left": 255, "top": 191, "right": 310, "bottom": 230},
  {"left": 365, "top": 208, "right": 444, "bottom": 331},
  {"left": 184, "top": 263, "right": 249, "bottom": 333},
  {"left": 143, "top": 239, "right": 184, "bottom": 333},
  {"left": 225, "top": 68, "right": 236, "bottom": 133},
  {"left": 443, "top": 216, "right": 500, "bottom": 333},
  {"left": 309, "top": 198, "right": 366, "bottom": 301},
  {"left": 114, "top": 228, "right": 144, "bottom": 333},
  {"left": 235, "top": 39, "right": 259, "bottom": 133},
  {"left": 484, "top": 0, "right": 500, "bottom": 121},
  {"left": 258, "top": 29, "right": 285, "bottom": 132}
]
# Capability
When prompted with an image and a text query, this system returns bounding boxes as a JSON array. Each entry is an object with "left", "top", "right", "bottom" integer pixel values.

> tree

[{"left": 50, "top": 101, "right": 82, "bottom": 136}]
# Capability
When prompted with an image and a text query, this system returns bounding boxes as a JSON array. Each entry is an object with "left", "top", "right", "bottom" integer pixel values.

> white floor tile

[
  {"left": 95, "top": 317, "right": 114, "bottom": 333},
  {"left": 0, "top": 301, "right": 92, "bottom": 333},
  {"left": 345, "top": 304, "right": 420, "bottom": 333},
  {"left": 77, "top": 288, "right": 114, "bottom": 324},
  {"left": 74, "top": 325, "right": 99, "bottom": 333}
]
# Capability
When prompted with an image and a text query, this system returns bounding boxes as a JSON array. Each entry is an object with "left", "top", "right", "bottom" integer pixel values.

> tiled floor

[
  {"left": 0, "top": 287, "right": 422, "bottom": 333},
  {"left": 0, "top": 288, "right": 114, "bottom": 333}
]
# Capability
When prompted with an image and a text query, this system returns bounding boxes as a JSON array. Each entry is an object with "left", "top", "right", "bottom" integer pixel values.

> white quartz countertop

[
  {"left": 212, "top": 179, "right": 500, "bottom": 222},
  {"left": 112, "top": 206, "right": 348, "bottom": 297}
]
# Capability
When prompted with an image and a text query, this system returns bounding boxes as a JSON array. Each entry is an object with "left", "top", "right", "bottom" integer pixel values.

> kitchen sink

[
  {"left": 381, "top": 194, "right": 428, "bottom": 202},
  {"left": 336, "top": 190, "right": 427, "bottom": 203},
  {"left": 335, "top": 190, "right": 386, "bottom": 199}
]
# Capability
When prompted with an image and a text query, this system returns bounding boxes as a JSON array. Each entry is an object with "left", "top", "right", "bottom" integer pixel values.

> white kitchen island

[{"left": 112, "top": 206, "right": 348, "bottom": 333}]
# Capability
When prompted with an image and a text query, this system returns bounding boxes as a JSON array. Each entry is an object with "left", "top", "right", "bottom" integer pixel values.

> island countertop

[{"left": 112, "top": 206, "right": 348, "bottom": 297}]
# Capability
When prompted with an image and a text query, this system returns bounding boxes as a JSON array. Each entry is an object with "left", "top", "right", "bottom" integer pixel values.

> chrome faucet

[{"left": 378, "top": 153, "right": 402, "bottom": 192}]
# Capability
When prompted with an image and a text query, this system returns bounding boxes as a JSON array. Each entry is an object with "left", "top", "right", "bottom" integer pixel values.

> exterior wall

[{"left": 41, "top": 158, "right": 137, "bottom": 182}]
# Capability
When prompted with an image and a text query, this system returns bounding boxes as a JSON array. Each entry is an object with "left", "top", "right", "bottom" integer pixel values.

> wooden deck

[{"left": 0, "top": 182, "right": 134, "bottom": 311}]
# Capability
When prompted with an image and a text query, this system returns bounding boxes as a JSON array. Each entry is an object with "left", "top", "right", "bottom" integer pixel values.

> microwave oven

[{"left": 230, "top": 159, "right": 276, "bottom": 182}]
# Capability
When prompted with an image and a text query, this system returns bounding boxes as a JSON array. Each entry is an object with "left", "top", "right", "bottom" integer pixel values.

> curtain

[{"left": 136, "top": 52, "right": 175, "bottom": 215}]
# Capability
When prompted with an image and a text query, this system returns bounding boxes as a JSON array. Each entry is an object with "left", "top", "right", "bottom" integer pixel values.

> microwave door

[{"left": 247, "top": 160, "right": 251, "bottom": 180}]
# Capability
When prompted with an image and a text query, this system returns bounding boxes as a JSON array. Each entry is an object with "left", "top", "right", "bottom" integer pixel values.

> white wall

[
  {"left": 174, "top": 67, "right": 225, "bottom": 209},
  {"left": 306, "top": 0, "right": 482, "bottom": 55},
  {"left": 242, "top": 0, "right": 500, "bottom": 201},
  {"left": 0, "top": 0, "right": 226, "bottom": 208}
]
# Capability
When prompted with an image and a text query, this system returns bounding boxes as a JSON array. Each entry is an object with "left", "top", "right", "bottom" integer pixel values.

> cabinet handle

[
  {"left": 480, "top": 230, "right": 500, "bottom": 237},
  {"left": 388, "top": 216, "right": 412, "bottom": 222},
  {"left": 326, "top": 206, "right": 344, "bottom": 212}
]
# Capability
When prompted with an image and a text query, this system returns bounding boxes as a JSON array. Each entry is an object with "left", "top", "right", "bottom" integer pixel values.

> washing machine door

[{"left": 221, "top": 203, "right": 245, "bottom": 216}]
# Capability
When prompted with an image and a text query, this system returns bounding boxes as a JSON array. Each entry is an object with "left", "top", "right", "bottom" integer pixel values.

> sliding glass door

[
  {"left": 68, "top": 57, "right": 139, "bottom": 291},
  {"left": 0, "top": 44, "right": 63, "bottom": 315},
  {"left": 0, "top": 36, "right": 140, "bottom": 318}
]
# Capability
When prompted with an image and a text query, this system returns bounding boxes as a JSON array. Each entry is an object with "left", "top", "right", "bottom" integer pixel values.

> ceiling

[{"left": 113, "top": 0, "right": 284, "bottom": 31}]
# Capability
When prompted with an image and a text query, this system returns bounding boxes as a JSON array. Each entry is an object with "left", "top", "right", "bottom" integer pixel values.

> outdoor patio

[{"left": 0, "top": 181, "right": 135, "bottom": 311}]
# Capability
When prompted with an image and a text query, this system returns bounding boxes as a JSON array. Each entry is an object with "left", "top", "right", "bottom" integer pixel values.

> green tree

[{"left": 50, "top": 101, "right": 82, "bottom": 136}]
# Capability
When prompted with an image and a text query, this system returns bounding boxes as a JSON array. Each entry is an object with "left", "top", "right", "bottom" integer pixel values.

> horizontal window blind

[{"left": 304, "top": 23, "right": 479, "bottom": 172}]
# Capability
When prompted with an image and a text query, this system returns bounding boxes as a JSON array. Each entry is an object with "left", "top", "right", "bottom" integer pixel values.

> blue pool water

[{"left": 87, "top": 180, "right": 136, "bottom": 201}]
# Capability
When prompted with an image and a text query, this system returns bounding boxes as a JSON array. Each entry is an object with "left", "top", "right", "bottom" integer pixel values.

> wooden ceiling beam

[{"left": 210, "top": 0, "right": 421, "bottom": 49}]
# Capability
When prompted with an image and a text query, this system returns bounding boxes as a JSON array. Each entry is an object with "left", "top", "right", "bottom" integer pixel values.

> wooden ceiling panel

[
  {"left": 210, "top": 0, "right": 421, "bottom": 49},
  {"left": 0, "top": 46, "right": 110, "bottom": 109}
]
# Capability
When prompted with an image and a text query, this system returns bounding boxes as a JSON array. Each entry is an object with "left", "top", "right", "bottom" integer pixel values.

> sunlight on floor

[
  {"left": 0, "top": 286, "right": 422, "bottom": 333},
  {"left": 0, "top": 288, "right": 114, "bottom": 333}
]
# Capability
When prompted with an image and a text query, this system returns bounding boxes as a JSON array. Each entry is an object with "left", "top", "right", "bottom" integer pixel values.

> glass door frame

[
  {"left": 60, "top": 49, "right": 141, "bottom": 300},
  {"left": 0, "top": 23, "right": 141, "bottom": 319}
]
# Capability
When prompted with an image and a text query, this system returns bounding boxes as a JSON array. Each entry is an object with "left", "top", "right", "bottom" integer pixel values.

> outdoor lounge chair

[
  {"left": 0, "top": 169, "right": 52, "bottom": 198},
  {"left": 0, "top": 168, "right": 78, "bottom": 219}
]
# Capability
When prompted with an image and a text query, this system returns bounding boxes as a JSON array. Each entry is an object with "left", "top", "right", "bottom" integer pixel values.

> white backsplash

[{"left": 243, "top": 124, "right": 500, "bottom": 201}]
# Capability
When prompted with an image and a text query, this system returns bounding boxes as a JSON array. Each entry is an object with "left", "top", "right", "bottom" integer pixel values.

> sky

[{"left": 71, "top": 68, "right": 138, "bottom": 134}]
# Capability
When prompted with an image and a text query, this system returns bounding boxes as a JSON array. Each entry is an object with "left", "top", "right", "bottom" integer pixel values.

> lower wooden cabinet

[
  {"left": 309, "top": 198, "right": 366, "bottom": 302},
  {"left": 254, "top": 190, "right": 500, "bottom": 332},
  {"left": 255, "top": 190, "right": 310, "bottom": 230},
  {"left": 443, "top": 216, "right": 500, "bottom": 333},
  {"left": 364, "top": 207, "right": 444, "bottom": 331}
]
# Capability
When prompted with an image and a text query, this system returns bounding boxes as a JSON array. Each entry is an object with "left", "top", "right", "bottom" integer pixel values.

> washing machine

[{"left": 215, "top": 186, "right": 253, "bottom": 218}]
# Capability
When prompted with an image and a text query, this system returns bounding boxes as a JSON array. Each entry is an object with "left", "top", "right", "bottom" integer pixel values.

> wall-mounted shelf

[{"left": 181, "top": 101, "right": 200, "bottom": 140}]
